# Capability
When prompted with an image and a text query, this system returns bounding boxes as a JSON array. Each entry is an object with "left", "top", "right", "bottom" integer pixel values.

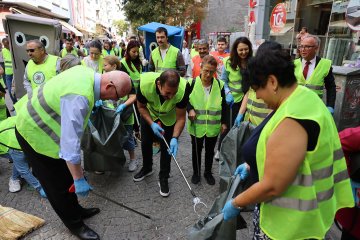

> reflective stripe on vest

[
  {"left": 256, "top": 86, "right": 354, "bottom": 240},
  {"left": 61, "top": 48, "right": 78, "bottom": 57},
  {"left": 120, "top": 58, "right": 141, "bottom": 90},
  {"left": 27, "top": 54, "right": 59, "bottom": 89},
  {"left": 187, "top": 76, "right": 223, "bottom": 137},
  {"left": 3, "top": 48, "right": 13, "bottom": 75},
  {"left": 294, "top": 58, "right": 331, "bottom": 98},
  {"left": 140, "top": 72, "right": 186, "bottom": 126},
  {"left": 16, "top": 65, "right": 95, "bottom": 159},
  {"left": 223, "top": 56, "right": 243, "bottom": 102},
  {"left": 151, "top": 45, "right": 179, "bottom": 73},
  {"left": 244, "top": 89, "right": 272, "bottom": 126}
]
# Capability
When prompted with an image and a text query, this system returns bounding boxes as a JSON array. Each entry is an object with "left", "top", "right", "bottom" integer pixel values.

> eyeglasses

[
  {"left": 26, "top": 48, "right": 37, "bottom": 53},
  {"left": 110, "top": 81, "right": 120, "bottom": 99},
  {"left": 202, "top": 69, "right": 216, "bottom": 75},
  {"left": 298, "top": 45, "right": 315, "bottom": 50}
]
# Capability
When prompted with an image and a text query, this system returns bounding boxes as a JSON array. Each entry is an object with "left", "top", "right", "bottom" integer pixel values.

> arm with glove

[
  {"left": 234, "top": 91, "right": 249, "bottom": 127},
  {"left": 115, "top": 93, "right": 136, "bottom": 115}
]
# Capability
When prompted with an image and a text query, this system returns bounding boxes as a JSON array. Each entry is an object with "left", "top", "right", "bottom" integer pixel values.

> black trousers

[
  {"left": 191, "top": 134, "right": 217, "bottom": 175},
  {"left": 141, "top": 117, "right": 174, "bottom": 179},
  {"left": 218, "top": 101, "right": 241, "bottom": 151},
  {"left": 15, "top": 128, "right": 85, "bottom": 230}
]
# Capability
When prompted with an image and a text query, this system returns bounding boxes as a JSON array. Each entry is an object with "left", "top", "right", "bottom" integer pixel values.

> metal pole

[
  {"left": 323, "top": 0, "right": 335, "bottom": 57},
  {"left": 289, "top": 0, "right": 299, "bottom": 57}
]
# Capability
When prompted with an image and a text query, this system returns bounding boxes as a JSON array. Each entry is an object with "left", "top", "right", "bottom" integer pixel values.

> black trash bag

[
  {"left": 81, "top": 106, "right": 129, "bottom": 172},
  {"left": 188, "top": 175, "right": 247, "bottom": 240},
  {"left": 219, "top": 121, "right": 255, "bottom": 193}
]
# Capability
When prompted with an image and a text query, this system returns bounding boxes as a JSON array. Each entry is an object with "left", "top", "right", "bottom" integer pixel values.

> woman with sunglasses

[{"left": 81, "top": 40, "right": 104, "bottom": 73}]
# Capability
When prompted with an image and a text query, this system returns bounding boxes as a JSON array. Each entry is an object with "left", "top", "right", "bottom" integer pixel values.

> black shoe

[
  {"left": 81, "top": 207, "right": 100, "bottom": 220},
  {"left": 70, "top": 224, "right": 100, "bottom": 240},
  {"left": 191, "top": 174, "right": 200, "bottom": 184},
  {"left": 133, "top": 168, "right": 153, "bottom": 182},
  {"left": 159, "top": 178, "right": 170, "bottom": 197},
  {"left": 204, "top": 172, "right": 215, "bottom": 185}
]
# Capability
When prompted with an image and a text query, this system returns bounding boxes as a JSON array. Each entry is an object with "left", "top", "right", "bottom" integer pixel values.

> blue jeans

[
  {"left": 5, "top": 74, "right": 16, "bottom": 104},
  {"left": 9, "top": 149, "right": 41, "bottom": 190},
  {"left": 123, "top": 125, "right": 135, "bottom": 151}
]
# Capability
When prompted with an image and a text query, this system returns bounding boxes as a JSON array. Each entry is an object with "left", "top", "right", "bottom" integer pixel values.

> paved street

[{"left": 0, "top": 96, "right": 341, "bottom": 240}]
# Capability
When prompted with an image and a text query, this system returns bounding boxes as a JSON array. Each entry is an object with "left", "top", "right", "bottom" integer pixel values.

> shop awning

[
  {"left": 270, "top": 23, "right": 294, "bottom": 36},
  {"left": 59, "top": 20, "right": 83, "bottom": 37}
]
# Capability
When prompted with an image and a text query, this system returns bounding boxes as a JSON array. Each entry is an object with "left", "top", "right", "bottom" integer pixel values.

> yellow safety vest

[
  {"left": 187, "top": 77, "right": 223, "bottom": 137},
  {"left": 120, "top": 58, "right": 141, "bottom": 91},
  {"left": 294, "top": 58, "right": 331, "bottom": 98},
  {"left": 256, "top": 85, "right": 354, "bottom": 239},
  {"left": 16, "top": 66, "right": 95, "bottom": 159},
  {"left": 190, "top": 48, "right": 199, "bottom": 58},
  {"left": 244, "top": 88, "right": 272, "bottom": 126},
  {"left": 102, "top": 49, "right": 116, "bottom": 56},
  {"left": 61, "top": 48, "right": 78, "bottom": 57},
  {"left": 26, "top": 54, "right": 59, "bottom": 89},
  {"left": 81, "top": 57, "right": 104, "bottom": 74},
  {"left": 0, "top": 116, "right": 21, "bottom": 151},
  {"left": 223, "top": 56, "right": 244, "bottom": 103},
  {"left": 2, "top": 48, "right": 13, "bottom": 75},
  {"left": 0, "top": 77, "right": 7, "bottom": 122},
  {"left": 151, "top": 45, "right": 179, "bottom": 72},
  {"left": 140, "top": 72, "right": 186, "bottom": 126}
]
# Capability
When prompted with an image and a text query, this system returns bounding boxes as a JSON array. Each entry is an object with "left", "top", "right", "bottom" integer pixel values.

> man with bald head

[
  {"left": 294, "top": 35, "right": 336, "bottom": 114},
  {"left": 24, "top": 39, "right": 60, "bottom": 94},
  {"left": 15, "top": 65, "right": 131, "bottom": 240},
  {"left": 134, "top": 70, "right": 190, "bottom": 197}
]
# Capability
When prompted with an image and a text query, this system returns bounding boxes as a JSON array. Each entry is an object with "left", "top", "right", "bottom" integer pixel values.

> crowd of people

[{"left": 0, "top": 25, "right": 358, "bottom": 240}]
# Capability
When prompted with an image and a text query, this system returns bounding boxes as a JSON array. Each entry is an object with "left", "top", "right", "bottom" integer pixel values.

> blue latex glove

[
  {"left": 169, "top": 138, "right": 178, "bottom": 157},
  {"left": 151, "top": 122, "right": 164, "bottom": 138},
  {"left": 222, "top": 199, "right": 241, "bottom": 221},
  {"left": 115, "top": 103, "right": 126, "bottom": 115},
  {"left": 351, "top": 180, "right": 360, "bottom": 208},
  {"left": 234, "top": 163, "right": 249, "bottom": 180},
  {"left": 74, "top": 177, "right": 93, "bottom": 197},
  {"left": 95, "top": 100, "right": 103, "bottom": 108},
  {"left": 225, "top": 93, "right": 234, "bottom": 106},
  {"left": 234, "top": 113, "right": 244, "bottom": 127},
  {"left": 39, "top": 187, "right": 47, "bottom": 198},
  {"left": 327, "top": 106, "right": 334, "bottom": 115}
]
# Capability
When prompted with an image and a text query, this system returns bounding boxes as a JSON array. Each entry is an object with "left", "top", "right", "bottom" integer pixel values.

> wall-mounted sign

[{"left": 270, "top": 3, "right": 287, "bottom": 33}]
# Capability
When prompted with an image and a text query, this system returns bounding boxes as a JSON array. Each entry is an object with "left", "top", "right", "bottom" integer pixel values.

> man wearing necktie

[{"left": 294, "top": 35, "right": 336, "bottom": 114}]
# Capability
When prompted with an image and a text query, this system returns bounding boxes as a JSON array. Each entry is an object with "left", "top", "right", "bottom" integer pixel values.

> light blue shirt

[{"left": 59, "top": 73, "right": 101, "bottom": 164}]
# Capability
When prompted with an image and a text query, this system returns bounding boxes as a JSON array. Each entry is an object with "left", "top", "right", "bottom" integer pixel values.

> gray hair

[
  {"left": 60, "top": 54, "right": 81, "bottom": 72},
  {"left": 27, "top": 39, "right": 45, "bottom": 51},
  {"left": 197, "top": 39, "right": 209, "bottom": 47},
  {"left": 303, "top": 35, "right": 321, "bottom": 47}
]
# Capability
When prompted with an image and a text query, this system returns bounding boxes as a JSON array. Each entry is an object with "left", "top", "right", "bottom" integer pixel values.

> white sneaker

[
  {"left": 214, "top": 150, "right": 220, "bottom": 160},
  {"left": 9, "top": 178, "right": 21, "bottom": 193},
  {"left": 128, "top": 159, "right": 138, "bottom": 172}
]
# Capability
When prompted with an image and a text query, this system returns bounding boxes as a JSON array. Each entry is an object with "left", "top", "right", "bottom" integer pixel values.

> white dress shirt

[{"left": 301, "top": 57, "right": 316, "bottom": 80}]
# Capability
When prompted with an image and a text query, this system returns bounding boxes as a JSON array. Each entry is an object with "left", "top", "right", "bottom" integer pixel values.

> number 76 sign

[{"left": 270, "top": 3, "right": 287, "bottom": 33}]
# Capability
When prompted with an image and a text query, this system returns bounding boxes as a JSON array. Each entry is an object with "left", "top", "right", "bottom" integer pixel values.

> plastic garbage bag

[{"left": 81, "top": 106, "right": 129, "bottom": 172}]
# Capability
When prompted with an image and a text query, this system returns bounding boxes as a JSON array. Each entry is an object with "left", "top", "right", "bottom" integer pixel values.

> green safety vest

[
  {"left": 140, "top": 72, "right": 186, "bottom": 126},
  {"left": 0, "top": 116, "right": 21, "bottom": 151},
  {"left": 16, "top": 65, "right": 95, "bottom": 159},
  {"left": 113, "top": 48, "right": 119, "bottom": 56},
  {"left": 118, "top": 96, "right": 134, "bottom": 125},
  {"left": 244, "top": 88, "right": 272, "bottom": 126},
  {"left": 102, "top": 49, "right": 116, "bottom": 56},
  {"left": 61, "top": 48, "right": 78, "bottom": 58},
  {"left": 190, "top": 48, "right": 199, "bottom": 58},
  {"left": 294, "top": 58, "right": 331, "bottom": 98},
  {"left": 0, "top": 77, "right": 6, "bottom": 122},
  {"left": 256, "top": 86, "right": 354, "bottom": 240},
  {"left": 187, "top": 77, "right": 223, "bottom": 137},
  {"left": 120, "top": 58, "right": 141, "bottom": 91},
  {"left": 81, "top": 48, "right": 88, "bottom": 56},
  {"left": 2, "top": 48, "right": 13, "bottom": 75},
  {"left": 223, "top": 57, "right": 244, "bottom": 103},
  {"left": 81, "top": 57, "right": 104, "bottom": 74},
  {"left": 26, "top": 54, "right": 59, "bottom": 89},
  {"left": 151, "top": 45, "right": 179, "bottom": 72}
]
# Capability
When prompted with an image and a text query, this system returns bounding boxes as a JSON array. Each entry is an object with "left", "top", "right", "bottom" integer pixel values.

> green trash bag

[
  {"left": 81, "top": 106, "right": 129, "bottom": 172},
  {"left": 188, "top": 175, "right": 247, "bottom": 240},
  {"left": 219, "top": 121, "right": 255, "bottom": 193}
]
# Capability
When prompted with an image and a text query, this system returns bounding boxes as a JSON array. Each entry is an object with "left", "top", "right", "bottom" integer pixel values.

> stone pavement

[{"left": 0, "top": 96, "right": 341, "bottom": 240}]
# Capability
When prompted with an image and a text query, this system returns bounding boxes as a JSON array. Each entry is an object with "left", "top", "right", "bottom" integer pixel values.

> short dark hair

[
  {"left": 217, "top": 37, "right": 227, "bottom": 44},
  {"left": 248, "top": 47, "right": 296, "bottom": 89},
  {"left": 129, "top": 36, "right": 137, "bottom": 40},
  {"left": 301, "top": 27, "right": 308, "bottom": 32},
  {"left": 89, "top": 40, "right": 102, "bottom": 52},
  {"left": 155, "top": 27, "right": 168, "bottom": 37},
  {"left": 201, "top": 55, "right": 217, "bottom": 68},
  {"left": 159, "top": 70, "right": 180, "bottom": 88},
  {"left": 66, "top": 38, "right": 74, "bottom": 42}
]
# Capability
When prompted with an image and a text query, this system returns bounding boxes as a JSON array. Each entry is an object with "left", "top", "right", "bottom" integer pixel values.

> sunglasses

[
  {"left": 110, "top": 81, "right": 120, "bottom": 99},
  {"left": 26, "top": 48, "right": 37, "bottom": 53}
]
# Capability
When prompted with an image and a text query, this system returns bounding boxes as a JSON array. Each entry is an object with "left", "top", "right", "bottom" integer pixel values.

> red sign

[{"left": 270, "top": 3, "right": 287, "bottom": 32}]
